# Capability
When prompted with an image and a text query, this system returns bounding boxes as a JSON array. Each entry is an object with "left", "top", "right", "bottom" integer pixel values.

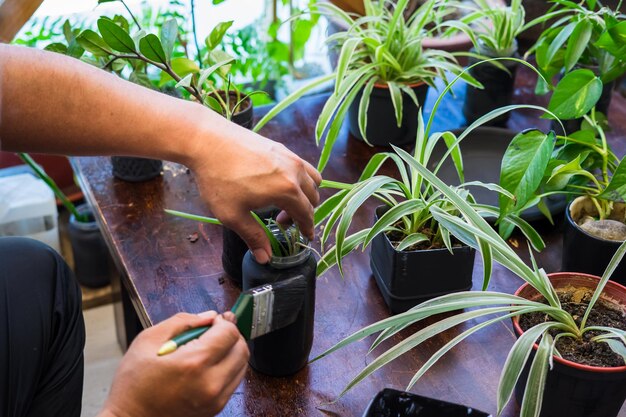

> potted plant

[
  {"left": 315, "top": 71, "right": 545, "bottom": 313},
  {"left": 164, "top": 209, "right": 316, "bottom": 376},
  {"left": 19, "top": 154, "right": 112, "bottom": 288},
  {"left": 443, "top": 0, "right": 560, "bottom": 125},
  {"left": 528, "top": 0, "right": 626, "bottom": 134},
  {"left": 255, "top": 0, "right": 481, "bottom": 172},
  {"left": 314, "top": 158, "right": 626, "bottom": 417},
  {"left": 496, "top": 68, "right": 626, "bottom": 283}
]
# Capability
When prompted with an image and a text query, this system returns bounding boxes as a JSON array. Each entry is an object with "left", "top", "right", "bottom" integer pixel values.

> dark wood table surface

[{"left": 73, "top": 66, "right": 626, "bottom": 417}]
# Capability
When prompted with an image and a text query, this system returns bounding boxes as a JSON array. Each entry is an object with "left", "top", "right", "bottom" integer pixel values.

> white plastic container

[{"left": 0, "top": 173, "right": 60, "bottom": 252}]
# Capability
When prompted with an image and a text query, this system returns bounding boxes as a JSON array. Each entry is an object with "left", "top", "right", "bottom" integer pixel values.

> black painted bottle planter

[
  {"left": 242, "top": 245, "right": 316, "bottom": 376},
  {"left": 562, "top": 202, "right": 626, "bottom": 285},
  {"left": 68, "top": 203, "right": 112, "bottom": 288},
  {"left": 348, "top": 82, "right": 428, "bottom": 147},
  {"left": 369, "top": 207, "right": 476, "bottom": 314},
  {"left": 463, "top": 51, "right": 519, "bottom": 127},
  {"left": 221, "top": 206, "right": 279, "bottom": 286},
  {"left": 513, "top": 274, "right": 626, "bottom": 417},
  {"left": 111, "top": 157, "right": 163, "bottom": 182},
  {"left": 363, "top": 388, "right": 491, "bottom": 417}
]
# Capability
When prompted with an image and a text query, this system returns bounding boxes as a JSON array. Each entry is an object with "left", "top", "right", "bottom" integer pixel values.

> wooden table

[{"left": 73, "top": 66, "right": 626, "bottom": 417}]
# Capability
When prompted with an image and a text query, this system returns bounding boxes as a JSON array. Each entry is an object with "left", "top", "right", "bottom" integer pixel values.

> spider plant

[
  {"left": 164, "top": 209, "right": 307, "bottom": 258},
  {"left": 443, "top": 0, "right": 563, "bottom": 57},
  {"left": 18, "top": 153, "right": 90, "bottom": 223},
  {"left": 255, "top": 0, "right": 482, "bottom": 172},
  {"left": 314, "top": 155, "right": 626, "bottom": 417},
  {"left": 528, "top": 0, "right": 626, "bottom": 95},
  {"left": 315, "top": 59, "right": 558, "bottom": 285}
]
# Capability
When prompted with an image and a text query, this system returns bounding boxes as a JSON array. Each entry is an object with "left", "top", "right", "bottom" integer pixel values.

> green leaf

[
  {"left": 204, "top": 95, "right": 223, "bottom": 114},
  {"left": 171, "top": 57, "right": 200, "bottom": 77},
  {"left": 44, "top": 43, "right": 68, "bottom": 54},
  {"left": 164, "top": 209, "right": 221, "bottom": 224},
  {"left": 335, "top": 38, "right": 361, "bottom": 96},
  {"left": 608, "top": 21, "right": 626, "bottom": 44},
  {"left": 605, "top": 339, "right": 626, "bottom": 362},
  {"left": 97, "top": 18, "right": 136, "bottom": 53},
  {"left": 175, "top": 73, "right": 193, "bottom": 88},
  {"left": 160, "top": 19, "right": 178, "bottom": 61},
  {"left": 396, "top": 233, "right": 429, "bottom": 251},
  {"left": 548, "top": 69, "right": 602, "bottom": 120},
  {"left": 499, "top": 130, "right": 555, "bottom": 218},
  {"left": 197, "top": 57, "right": 235, "bottom": 87},
  {"left": 206, "top": 20, "right": 233, "bottom": 51},
  {"left": 545, "top": 155, "right": 585, "bottom": 190},
  {"left": 139, "top": 34, "right": 167, "bottom": 64},
  {"left": 363, "top": 200, "right": 425, "bottom": 247},
  {"left": 77, "top": 29, "right": 112, "bottom": 56},
  {"left": 598, "top": 158, "right": 626, "bottom": 202},
  {"left": 520, "top": 333, "right": 552, "bottom": 417},
  {"left": 564, "top": 19, "right": 592, "bottom": 72}
]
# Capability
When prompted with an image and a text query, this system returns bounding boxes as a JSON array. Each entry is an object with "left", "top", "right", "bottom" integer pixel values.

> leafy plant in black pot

[
  {"left": 444, "top": 0, "right": 559, "bottom": 126},
  {"left": 255, "top": 0, "right": 481, "bottom": 171},
  {"left": 315, "top": 159, "right": 626, "bottom": 417},
  {"left": 529, "top": 0, "right": 626, "bottom": 134},
  {"left": 19, "top": 154, "right": 112, "bottom": 288},
  {"left": 316, "top": 73, "right": 545, "bottom": 314},
  {"left": 164, "top": 209, "right": 316, "bottom": 376}
]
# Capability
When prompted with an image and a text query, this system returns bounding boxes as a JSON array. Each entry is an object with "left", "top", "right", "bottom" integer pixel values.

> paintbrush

[{"left": 157, "top": 275, "right": 307, "bottom": 356}]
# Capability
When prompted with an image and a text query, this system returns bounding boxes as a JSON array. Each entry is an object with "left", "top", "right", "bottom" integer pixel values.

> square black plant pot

[
  {"left": 363, "top": 388, "right": 491, "bottom": 417},
  {"left": 369, "top": 207, "right": 476, "bottom": 314}
]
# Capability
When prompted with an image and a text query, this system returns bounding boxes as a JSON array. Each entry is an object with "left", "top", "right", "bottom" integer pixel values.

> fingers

[
  {"left": 302, "top": 159, "right": 322, "bottom": 186},
  {"left": 222, "top": 311, "right": 236, "bottom": 324},
  {"left": 144, "top": 311, "right": 218, "bottom": 343},
  {"left": 188, "top": 315, "right": 244, "bottom": 366},
  {"left": 223, "top": 210, "right": 272, "bottom": 264},
  {"left": 300, "top": 170, "right": 320, "bottom": 208},
  {"left": 278, "top": 190, "right": 315, "bottom": 240}
]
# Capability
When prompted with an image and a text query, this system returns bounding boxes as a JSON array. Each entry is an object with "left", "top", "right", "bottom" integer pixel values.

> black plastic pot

[
  {"left": 216, "top": 91, "right": 253, "bottom": 129},
  {"left": 242, "top": 236, "right": 316, "bottom": 376},
  {"left": 513, "top": 273, "right": 626, "bottom": 417},
  {"left": 463, "top": 50, "right": 519, "bottom": 127},
  {"left": 111, "top": 157, "right": 163, "bottom": 182},
  {"left": 562, "top": 202, "right": 626, "bottom": 285},
  {"left": 348, "top": 82, "right": 428, "bottom": 147},
  {"left": 552, "top": 79, "right": 614, "bottom": 136},
  {"left": 222, "top": 206, "right": 279, "bottom": 286},
  {"left": 363, "top": 388, "right": 492, "bottom": 417},
  {"left": 369, "top": 206, "right": 476, "bottom": 314},
  {"left": 68, "top": 203, "right": 112, "bottom": 288}
]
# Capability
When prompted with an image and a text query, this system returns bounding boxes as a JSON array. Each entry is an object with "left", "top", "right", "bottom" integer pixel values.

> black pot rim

[
  {"left": 566, "top": 200, "right": 626, "bottom": 244},
  {"left": 512, "top": 271, "right": 626, "bottom": 373}
]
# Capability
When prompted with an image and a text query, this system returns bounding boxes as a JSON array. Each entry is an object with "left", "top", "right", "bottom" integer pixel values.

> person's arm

[
  {"left": 98, "top": 311, "right": 249, "bottom": 417},
  {"left": 0, "top": 44, "right": 321, "bottom": 264}
]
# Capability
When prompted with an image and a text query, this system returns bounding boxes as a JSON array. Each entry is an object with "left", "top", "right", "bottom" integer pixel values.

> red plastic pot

[{"left": 512, "top": 272, "right": 626, "bottom": 417}]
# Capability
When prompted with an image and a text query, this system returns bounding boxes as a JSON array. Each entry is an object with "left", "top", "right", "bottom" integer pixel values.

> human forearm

[{"left": 0, "top": 44, "right": 218, "bottom": 166}]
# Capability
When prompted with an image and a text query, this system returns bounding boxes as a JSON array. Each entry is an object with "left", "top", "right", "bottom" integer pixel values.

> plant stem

[
  {"left": 120, "top": 0, "right": 142, "bottom": 30},
  {"left": 190, "top": 0, "right": 202, "bottom": 69}
]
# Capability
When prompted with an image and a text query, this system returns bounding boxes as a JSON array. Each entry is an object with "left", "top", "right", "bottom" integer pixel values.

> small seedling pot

[
  {"left": 369, "top": 206, "right": 476, "bottom": 314},
  {"left": 68, "top": 203, "right": 112, "bottom": 288},
  {"left": 512, "top": 273, "right": 626, "bottom": 417},
  {"left": 221, "top": 206, "right": 279, "bottom": 286},
  {"left": 562, "top": 199, "right": 626, "bottom": 285},
  {"left": 362, "top": 388, "right": 492, "bottom": 417},
  {"left": 347, "top": 82, "right": 428, "bottom": 147},
  {"left": 111, "top": 156, "right": 163, "bottom": 182},
  {"left": 214, "top": 90, "right": 254, "bottom": 129},
  {"left": 463, "top": 48, "right": 519, "bottom": 127},
  {"left": 242, "top": 233, "right": 316, "bottom": 376}
]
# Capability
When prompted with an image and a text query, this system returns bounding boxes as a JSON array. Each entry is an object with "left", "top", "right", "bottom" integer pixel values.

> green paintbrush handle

[{"left": 158, "top": 325, "right": 210, "bottom": 356}]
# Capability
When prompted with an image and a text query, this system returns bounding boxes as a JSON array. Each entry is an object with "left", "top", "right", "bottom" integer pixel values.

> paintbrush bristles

[{"left": 260, "top": 275, "right": 307, "bottom": 334}]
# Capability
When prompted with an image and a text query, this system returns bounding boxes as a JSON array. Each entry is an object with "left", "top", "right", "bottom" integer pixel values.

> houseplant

[
  {"left": 443, "top": 0, "right": 561, "bottom": 125},
  {"left": 497, "top": 68, "right": 626, "bottom": 283},
  {"left": 315, "top": 66, "right": 551, "bottom": 313},
  {"left": 19, "top": 154, "right": 112, "bottom": 288},
  {"left": 314, "top": 157, "right": 626, "bottom": 417},
  {"left": 528, "top": 0, "right": 626, "bottom": 133},
  {"left": 255, "top": 0, "right": 481, "bottom": 172},
  {"left": 164, "top": 209, "right": 316, "bottom": 376}
]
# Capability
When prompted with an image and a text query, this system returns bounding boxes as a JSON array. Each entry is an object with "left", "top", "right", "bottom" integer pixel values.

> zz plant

[
  {"left": 255, "top": 0, "right": 481, "bottom": 172},
  {"left": 314, "top": 156, "right": 626, "bottom": 417}
]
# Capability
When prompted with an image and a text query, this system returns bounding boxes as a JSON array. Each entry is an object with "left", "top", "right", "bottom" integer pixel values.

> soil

[
  {"left": 385, "top": 223, "right": 463, "bottom": 251},
  {"left": 519, "top": 289, "right": 626, "bottom": 367}
]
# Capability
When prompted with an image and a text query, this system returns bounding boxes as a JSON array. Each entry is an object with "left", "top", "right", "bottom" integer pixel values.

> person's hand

[
  {"left": 99, "top": 311, "right": 248, "bottom": 417},
  {"left": 188, "top": 121, "right": 322, "bottom": 264}
]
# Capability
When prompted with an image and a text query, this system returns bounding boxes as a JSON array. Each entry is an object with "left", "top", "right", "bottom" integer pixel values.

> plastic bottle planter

[
  {"left": 463, "top": 49, "right": 519, "bottom": 127},
  {"left": 111, "top": 157, "right": 163, "bottom": 182},
  {"left": 242, "top": 234, "right": 316, "bottom": 377},
  {"left": 370, "top": 206, "right": 475, "bottom": 314},
  {"left": 68, "top": 203, "right": 112, "bottom": 288},
  {"left": 222, "top": 207, "right": 279, "bottom": 286},
  {"left": 362, "top": 388, "right": 492, "bottom": 417},
  {"left": 347, "top": 82, "right": 429, "bottom": 147},
  {"left": 562, "top": 201, "right": 626, "bottom": 285},
  {"left": 512, "top": 273, "right": 626, "bottom": 417}
]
